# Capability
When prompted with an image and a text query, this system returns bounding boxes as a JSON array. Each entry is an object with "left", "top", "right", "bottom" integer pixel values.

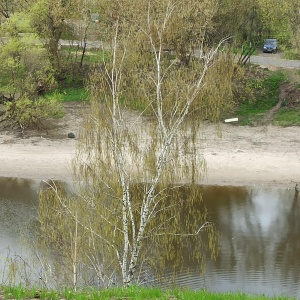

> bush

[{"left": 3, "top": 96, "right": 63, "bottom": 131}]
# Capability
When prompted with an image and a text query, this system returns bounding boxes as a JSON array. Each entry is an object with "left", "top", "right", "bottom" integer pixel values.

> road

[
  {"left": 59, "top": 39, "right": 300, "bottom": 69},
  {"left": 250, "top": 53, "right": 300, "bottom": 69}
]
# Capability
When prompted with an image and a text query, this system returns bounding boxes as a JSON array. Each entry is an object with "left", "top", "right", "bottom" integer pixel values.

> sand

[
  {"left": 1, "top": 114, "right": 300, "bottom": 189},
  {"left": 201, "top": 123, "right": 300, "bottom": 188}
]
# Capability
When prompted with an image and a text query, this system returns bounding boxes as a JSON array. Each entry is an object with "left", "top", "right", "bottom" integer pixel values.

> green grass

[
  {"left": 61, "top": 47, "right": 111, "bottom": 63},
  {"left": 273, "top": 108, "right": 300, "bottom": 126},
  {"left": 0, "top": 285, "right": 295, "bottom": 300},
  {"left": 234, "top": 71, "right": 286, "bottom": 125},
  {"left": 45, "top": 87, "right": 89, "bottom": 102},
  {"left": 83, "top": 50, "right": 111, "bottom": 63}
]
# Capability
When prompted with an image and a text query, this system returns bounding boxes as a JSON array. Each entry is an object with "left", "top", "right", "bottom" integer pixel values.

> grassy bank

[
  {"left": 232, "top": 69, "right": 286, "bottom": 125},
  {"left": 47, "top": 66, "right": 300, "bottom": 127},
  {"left": 0, "top": 286, "right": 295, "bottom": 300},
  {"left": 230, "top": 67, "right": 300, "bottom": 126}
]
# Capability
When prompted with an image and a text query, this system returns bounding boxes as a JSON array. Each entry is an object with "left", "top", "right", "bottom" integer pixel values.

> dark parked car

[{"left": 263, "top": 39, "right": 278, "bottom": 53}]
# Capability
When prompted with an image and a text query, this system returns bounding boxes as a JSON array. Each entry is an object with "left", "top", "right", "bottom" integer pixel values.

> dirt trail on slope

[{"left": 262, "top": 83, "right": 298, "bottom": 124}]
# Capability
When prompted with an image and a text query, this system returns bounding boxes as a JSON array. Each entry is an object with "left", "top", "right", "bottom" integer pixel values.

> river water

[{"left": 0, "top": 177, "right": 299, "bottom": 297}]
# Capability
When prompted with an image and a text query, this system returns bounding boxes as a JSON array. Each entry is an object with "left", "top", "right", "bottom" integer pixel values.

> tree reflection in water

[{"left": 0, "top": 178, "right": 299, "bottom": 297}]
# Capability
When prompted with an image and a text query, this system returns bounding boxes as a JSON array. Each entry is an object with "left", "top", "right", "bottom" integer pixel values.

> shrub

[{"left": 3, "top": 96, "right": 63, "bottom": 131}]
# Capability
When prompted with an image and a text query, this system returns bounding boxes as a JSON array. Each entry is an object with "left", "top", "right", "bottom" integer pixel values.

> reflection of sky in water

[
  {"left": 157, "top": 186, "right": 300, "bottom": 298},
  {"left": 250, "top": 189, "right": 292, "bottom": 236},
  {"left": 213, "top": 187, "right": 300, "bottom": 298},
  {"left": 229, "top": 189, "right": 293, "bottom": 238}
]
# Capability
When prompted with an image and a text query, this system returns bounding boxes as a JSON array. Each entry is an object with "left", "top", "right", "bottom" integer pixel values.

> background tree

[
  {"left": 256, "top": 0, "right": 288, "bottom": 38},
  {"left": 213, "top": 0, "right": 264, "bottom": 45},
  {"left": 0, "top": 14, "right": 62, "bottom": 130},
  {"left": 29, "top": 0, "right": 80, "bottom": 78},
  {"left": 283, "top": 0, "right": 300, "bottom": 54},
  {"left": 0, "top": 0, "right": 28, "bottom": 19},
  {"left": 162, "top": 0, "right": 219, "bottom": 66}
]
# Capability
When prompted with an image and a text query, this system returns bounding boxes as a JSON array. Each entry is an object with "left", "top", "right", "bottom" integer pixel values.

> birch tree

[{"left": 39, "top": 0, "right": 235, "bottom": 288}]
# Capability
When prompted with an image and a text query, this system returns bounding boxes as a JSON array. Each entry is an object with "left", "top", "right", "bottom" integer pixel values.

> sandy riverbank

[
  {"left": 1, "top": 120, "right": 300, "bottom": 188},
  {"left": 0, "top": 134, "right": 76, "bottom": 182},
  {"left": 201, "top": 124, "right": 300, "bottom": 188}
]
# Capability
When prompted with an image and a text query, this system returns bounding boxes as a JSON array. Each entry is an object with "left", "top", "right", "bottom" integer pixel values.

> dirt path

[{"left": 262, "top": 83, "right": 295, "bottom": 124}]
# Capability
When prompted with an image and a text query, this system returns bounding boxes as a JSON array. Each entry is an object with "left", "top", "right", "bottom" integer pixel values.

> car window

[{"left": 265, "top": 39, "right": 277, "bottom": 44}]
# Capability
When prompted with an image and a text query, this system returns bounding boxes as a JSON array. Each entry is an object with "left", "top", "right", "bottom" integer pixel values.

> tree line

[{"left": 0, "top": 0, "right": 298, "bottom": 130}]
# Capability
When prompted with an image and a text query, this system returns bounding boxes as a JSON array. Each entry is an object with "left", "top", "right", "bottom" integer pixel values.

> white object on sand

[{"left": 225, "top": 118, "right": 238, "bottom": 123}]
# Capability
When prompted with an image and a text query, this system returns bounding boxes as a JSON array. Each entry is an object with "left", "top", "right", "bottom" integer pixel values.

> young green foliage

[
  {"left": 4, "top": 96, "right": 63, "bottom": 130},
  {"left": 38, "top": 0, "right": 235, "bottom": 289},
  {"left": 0, "top": 12, "right": 62, "bottom": 131}
]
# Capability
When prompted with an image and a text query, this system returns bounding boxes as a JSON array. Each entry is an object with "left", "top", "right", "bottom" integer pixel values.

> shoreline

[
  {"left": 201, "top": 123, "right": 300, "bottom": 188},
  {"left": 1, "top": 124, "right": 300, "bottom": 189},
  {"left": 0, "top": 134, "right": 76, "bottom": 183}
]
